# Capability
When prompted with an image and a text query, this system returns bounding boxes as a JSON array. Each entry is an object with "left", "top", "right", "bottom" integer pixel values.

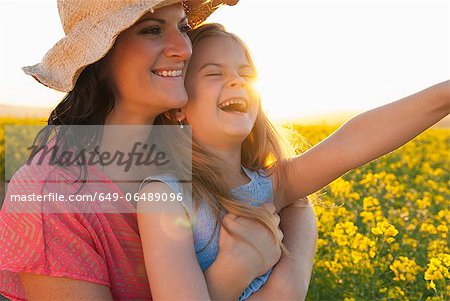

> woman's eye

[
  {"left": 142, "top": 27, "right": 161, "bottom": 35},
  {"left": 179, "top": 24, "right": 192, "bottom": 33}
]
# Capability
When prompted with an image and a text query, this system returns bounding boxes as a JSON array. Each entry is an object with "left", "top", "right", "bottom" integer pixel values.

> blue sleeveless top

[{"left": 141, "top": 167, "right": 273, "bottom": 300}]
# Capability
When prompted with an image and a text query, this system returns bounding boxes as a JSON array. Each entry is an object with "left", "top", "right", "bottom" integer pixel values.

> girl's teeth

[{"left": 219, "top": 99, "right": 246, "bottom": 109}]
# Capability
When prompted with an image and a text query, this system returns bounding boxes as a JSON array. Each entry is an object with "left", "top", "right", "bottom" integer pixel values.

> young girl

[{"left": 137, "top": 23, "right": 449, "bottom": 300}]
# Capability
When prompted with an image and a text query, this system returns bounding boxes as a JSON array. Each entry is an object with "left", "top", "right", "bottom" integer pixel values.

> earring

[{"left": 178, "top": 119, "right": 184, "bottom": 129}]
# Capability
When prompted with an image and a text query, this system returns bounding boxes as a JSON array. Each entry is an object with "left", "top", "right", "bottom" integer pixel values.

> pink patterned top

[{"left": 0, "top": 145, "right": 152, "bottom": 300}]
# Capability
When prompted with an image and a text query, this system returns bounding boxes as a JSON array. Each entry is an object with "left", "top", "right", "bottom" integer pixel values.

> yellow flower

[
  {"left": 390, "top": 256, "right": 422, "bottom": 282},
  {"left": 427, "top": 240, "right": 450, "bottom": 258},
  {"left": 387, "top": 286, "right": 406, "bottom": 299},
  {"left": 420, "top": 223, "right": 437, "bottom": 235},
  {"left": 430, "top": 280, "right": 436, "bottom": 291},
  {"left": 387, "top": 237, "right": 396, "bottom": 244},
  {"left": 424, "top": 253, "right": 450, "bottom": 292},
  {"left": 416, "top": 197, "right": 431, "bottom": 209},
  {"left": 331, "top": 221, "right": 358, "bottom": 247},
  {"left": 436, "top": 224, "right": 448, "bottom": 239},
  {"left": 371, "top": 221, "right": 398, "bottom": 243}
]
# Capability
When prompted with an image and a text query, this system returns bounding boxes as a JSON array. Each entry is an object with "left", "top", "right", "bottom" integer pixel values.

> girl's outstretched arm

[{"left": 274, "top": 80, "right": 449, "bottom": 206}]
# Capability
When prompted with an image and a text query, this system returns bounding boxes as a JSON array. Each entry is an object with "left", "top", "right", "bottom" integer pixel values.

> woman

[{"left": 0, "top": 1, "right": 317, "bottom": 300}]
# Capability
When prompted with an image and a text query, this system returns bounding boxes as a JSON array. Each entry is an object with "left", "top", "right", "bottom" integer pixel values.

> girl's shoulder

[
  {"left": 140, "top": 174, "right": 183, "bottom": 195},
  {"left": 139, "top": 173, "right": 194, "bottom": 220},
  {"left": 234, "top": 167, "right": 274, "bottom": 204},
  {"left": 241, "top": 167, "right": 272, "bottom": 185}
]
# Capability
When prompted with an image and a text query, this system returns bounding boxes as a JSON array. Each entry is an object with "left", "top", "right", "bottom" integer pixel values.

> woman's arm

[
  {"left": 137, "top": 182, "right": 211, "bottom": 300},
  {"left": 276, "top": 80, "right": 450, "bottom": 205},
  {"left": 247, "top": 199, "right": 318, "bottom": 301},
  {"left": 205, "top": 204, "right": 283, "bottom": 300},
  {"left": 19, "top": 273, "right": 113, "bottom": 300}
]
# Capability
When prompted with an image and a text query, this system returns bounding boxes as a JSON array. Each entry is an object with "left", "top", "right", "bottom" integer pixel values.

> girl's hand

[{"left": 204, "top": 203, "right": 283, "bottom": 300}]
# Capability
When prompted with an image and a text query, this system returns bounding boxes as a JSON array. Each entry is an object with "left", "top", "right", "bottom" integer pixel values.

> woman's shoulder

[{"left": 9, "top": 140, "right": 73, "bottom": 183}]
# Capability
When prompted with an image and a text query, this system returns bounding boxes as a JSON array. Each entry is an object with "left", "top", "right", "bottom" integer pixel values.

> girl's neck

[{"left": 201, "top": 144, "right": 250, "bottom": 188}]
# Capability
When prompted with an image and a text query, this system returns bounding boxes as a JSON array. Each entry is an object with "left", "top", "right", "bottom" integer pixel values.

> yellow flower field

[
  {"left": 1, "top": 118, "right": 449, "bottom": 300},
  {"left": 295, "top": 125, "right": 449, "bottom": 301}
]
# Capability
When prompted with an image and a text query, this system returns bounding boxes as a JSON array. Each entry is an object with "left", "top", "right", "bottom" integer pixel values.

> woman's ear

[
  {"left": 163, "top": 109, "right": 186, "bottom": 123},
  {"left": 174, "top": 109, "right": 186, "bottom": 122}
]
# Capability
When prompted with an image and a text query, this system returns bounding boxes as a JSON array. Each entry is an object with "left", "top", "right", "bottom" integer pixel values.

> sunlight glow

[{"left": 0, "top": 1, "right": 448, "bottom": 122}]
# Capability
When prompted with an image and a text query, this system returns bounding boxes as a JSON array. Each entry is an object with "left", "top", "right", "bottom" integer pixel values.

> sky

[{"left": 0, "top": 0, "right": 448, "bottom": 121}]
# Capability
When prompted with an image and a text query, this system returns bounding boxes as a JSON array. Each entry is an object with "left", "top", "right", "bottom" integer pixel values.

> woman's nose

[{"left": 164, "top": 31, "right": 192, "bottom": 61}]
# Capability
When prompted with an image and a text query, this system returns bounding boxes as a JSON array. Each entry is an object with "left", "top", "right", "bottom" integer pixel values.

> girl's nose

[
  {"left": 228, "top": 74, "right": 246, "bottom": 88},
  {"left": 164, "top": 31, "right": 192, "bottom": 61}
]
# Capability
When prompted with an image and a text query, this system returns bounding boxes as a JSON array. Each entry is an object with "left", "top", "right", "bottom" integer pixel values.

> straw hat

[{"left": 22, "top": 0, "right": 238, "bottom": 92}]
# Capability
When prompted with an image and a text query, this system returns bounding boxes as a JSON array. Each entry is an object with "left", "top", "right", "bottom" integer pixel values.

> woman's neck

[
  {"left": 99, "top": 105, "right": 159, "bottom": 194},
  {"left": 105, "top": 108, "right": 156, "bottom": 125}
]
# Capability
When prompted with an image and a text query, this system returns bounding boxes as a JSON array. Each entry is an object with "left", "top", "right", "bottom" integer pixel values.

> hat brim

[{"left": 23, "top": 0, "right": 231, "bottom": 92}]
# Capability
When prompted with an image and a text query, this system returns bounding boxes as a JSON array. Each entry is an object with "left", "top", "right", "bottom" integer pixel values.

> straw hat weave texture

[{"left": 22, "top": 0, "right": 236, "bottom": 92}]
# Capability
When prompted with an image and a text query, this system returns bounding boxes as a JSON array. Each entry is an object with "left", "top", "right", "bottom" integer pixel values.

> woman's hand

[
  {"left": 204, "top": 203, "right": 282, "bottom": 301},
  {"left": 221, "top": 203, "right": 282, "bottom": 277}
]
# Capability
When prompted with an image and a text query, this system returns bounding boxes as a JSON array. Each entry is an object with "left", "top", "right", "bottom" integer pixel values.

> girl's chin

[{"left": 221, "top": 128, "right": 253, "bottom": 142}]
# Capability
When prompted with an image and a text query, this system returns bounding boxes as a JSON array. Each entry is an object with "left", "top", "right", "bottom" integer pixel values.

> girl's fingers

[
  {"left": 273, "top": 214, "right": 281, "bottom": 226},
  {"left": 261, "top": 203, "right": 281, "bottom": 229},
  {"left": 222, "top": 214, "right": 241, "bottom": 231},
  {"left": 222, "top": 213, "right": 239, "bottom": 223},
  {"left": 262, "top": 203, "right": 276, "bottom": 214},
  {"left": 228, "top": 213, "right": 239, "bottom": 221},
  {"left": 277, "top": 228, "right": 284, "bottom": 241}
]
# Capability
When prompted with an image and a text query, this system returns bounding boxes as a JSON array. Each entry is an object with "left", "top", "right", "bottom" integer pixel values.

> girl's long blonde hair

[{"left": 155, "top": 23, "right": 304, "bottom": 255}]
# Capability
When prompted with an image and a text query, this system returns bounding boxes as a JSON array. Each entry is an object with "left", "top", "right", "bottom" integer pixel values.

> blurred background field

[
  {"left": 294, "top": 125, "right": 450, "bottom": 301},
  {"left": 1, "top": 116, "right": 449, "bottom": 300}
]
